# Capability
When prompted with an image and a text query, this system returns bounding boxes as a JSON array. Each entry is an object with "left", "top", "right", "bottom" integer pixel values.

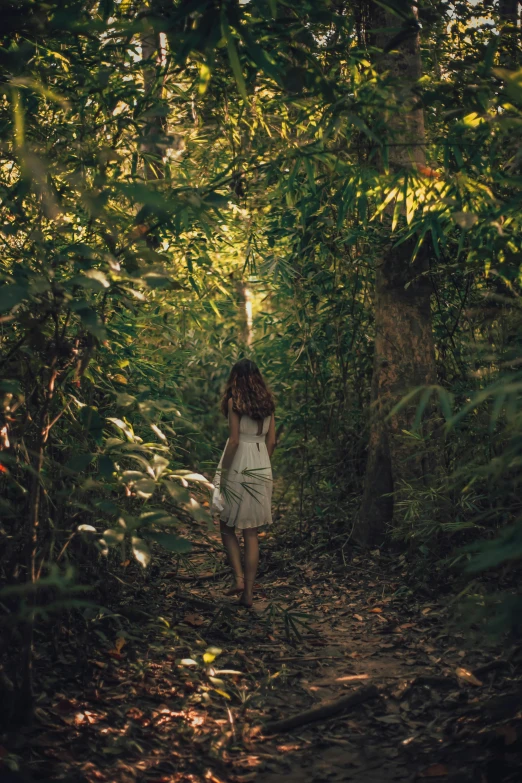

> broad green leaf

[
  {"left": 103, "top": 528, "right": 125, "bottom": 546},
  {"left": 77, "top": 306, "right": 107, "bottom": 341},
  {"left": 135, "top": 478, "right": 156, "bottom": 498},
  {"left": 140, "top": 509, "right": 178, "bottom": 526},
  {"left": 98, "top": 455, "right": 115, "bottom": 478},
  {"left": 144, "top": 531, "right": 192, "bottom": 553},
  {"left": 164, "top": 480, "right": 191, "bottom": 505},
  {"left": 67, "top": 453, "right": 95, "bottom": 472},
  {"left": 79, "top": 407, "right": 104, "bottom": 442}
]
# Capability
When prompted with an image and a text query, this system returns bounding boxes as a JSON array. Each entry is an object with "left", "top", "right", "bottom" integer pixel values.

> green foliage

[{"left": 1, "top": 0, "right": 522, "bottom": 718}]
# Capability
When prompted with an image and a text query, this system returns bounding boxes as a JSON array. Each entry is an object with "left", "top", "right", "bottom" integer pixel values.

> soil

[{"left": 2, "top": 528, "right": 521, "bottom": 783}]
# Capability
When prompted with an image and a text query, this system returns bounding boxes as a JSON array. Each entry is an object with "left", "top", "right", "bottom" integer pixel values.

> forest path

[{"left": 23, "top": 530, "right": 521, "bottom": 783}]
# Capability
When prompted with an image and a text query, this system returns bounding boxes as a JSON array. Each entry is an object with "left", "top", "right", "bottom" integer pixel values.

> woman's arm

[
  {"left": 220, "top": 397, "right": 241, "bottom": 489},
  {"left": 265, "top": 414, "right": 276, "bottom": 458}
]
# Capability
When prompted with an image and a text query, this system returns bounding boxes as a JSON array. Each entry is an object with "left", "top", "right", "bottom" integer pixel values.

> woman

[{"left": 212, "top": 359, "right": 276, "bottom": 608}]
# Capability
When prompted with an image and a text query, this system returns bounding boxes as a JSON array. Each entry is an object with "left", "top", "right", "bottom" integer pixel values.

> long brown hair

[{"left": 220, "top": 359, "right": 275, "bottom": 420}]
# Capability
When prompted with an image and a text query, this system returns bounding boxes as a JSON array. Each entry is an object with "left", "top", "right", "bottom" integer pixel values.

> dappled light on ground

[{"left": 8, "top": 531, "right": 521, "bottom": 783}]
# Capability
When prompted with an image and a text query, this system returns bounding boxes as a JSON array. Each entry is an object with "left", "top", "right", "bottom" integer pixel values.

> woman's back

[{"left": 239, "top": 414, "right": 271, "bottom": 438}]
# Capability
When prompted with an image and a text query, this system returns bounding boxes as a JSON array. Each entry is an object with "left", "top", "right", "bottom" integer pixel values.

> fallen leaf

[
  {"left": 354, "top": 614, "right": 364, "bottom": 622},
  {"left": 90, "top": 660, "right": 107, "bottom": 669},
  {"left": 115, "top": 636, "right": 126, "bottom": 653},
  {"left": 183, "top": 613, "right": 205, "bottom": 627},
  {"left": 107, "top": 636, "right": 126, "bottom": 657},
  {"left": 455, "top": 667, "right": 482, "bottom": 687},
  {"left": 54, "top": 699, "right": 77, "bottom": 714},
  {"left": 420, "top": 763, "right": 448, "bottom": 777},
  {"left": 369, "top": 607, "right": 383, "bottom": 613}
]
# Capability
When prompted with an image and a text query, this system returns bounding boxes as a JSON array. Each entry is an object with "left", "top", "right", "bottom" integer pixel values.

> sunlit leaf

[
  {"left": 203, "top": 646, "right": 222, "bottom": 664},
  {"left": 103, "top": 528, "right": 124, "bottom": 546},
  {"left": 131, "top": 536, "right": 151, "bottom": 568}
]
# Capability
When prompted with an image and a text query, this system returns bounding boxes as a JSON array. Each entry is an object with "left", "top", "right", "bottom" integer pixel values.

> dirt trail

[{"left": 11, "top": 532, "right": 522, "bottom": 783}]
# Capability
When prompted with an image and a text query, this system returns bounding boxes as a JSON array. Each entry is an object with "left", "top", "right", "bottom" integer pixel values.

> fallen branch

[
  {"left": 473, "top": 659, "right": 509, "bottom": 678},
  {"left": 263, "top": 684, "right": 379, "bottom": 734}
]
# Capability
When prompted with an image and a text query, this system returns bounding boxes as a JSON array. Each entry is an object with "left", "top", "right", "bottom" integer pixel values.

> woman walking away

[{"left": 212, "top": 359, "right": 276, "bottom": 608}]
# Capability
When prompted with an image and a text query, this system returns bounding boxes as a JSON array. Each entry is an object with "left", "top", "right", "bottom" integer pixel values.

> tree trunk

[
  {"left": 140, "top": 6, "right": 166, "bottom": 183},
  {"left": 237, "top": 281, "right": 253, "bottom": 347},
  {"left": 356, "top": 5, "right": 438, "bottom": 546}
]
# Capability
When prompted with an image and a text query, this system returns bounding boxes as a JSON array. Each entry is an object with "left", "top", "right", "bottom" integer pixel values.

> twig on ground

[{"left": 263, "top": 684, "right": 379, "bottom": 734}]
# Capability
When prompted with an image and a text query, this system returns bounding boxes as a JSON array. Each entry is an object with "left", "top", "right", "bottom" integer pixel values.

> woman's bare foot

[
  {"left": 224, "top": 578, "right": 244, "bottom": 596},
  {"left": 238, "top": 591, "right": 253, "bottom": 608}
]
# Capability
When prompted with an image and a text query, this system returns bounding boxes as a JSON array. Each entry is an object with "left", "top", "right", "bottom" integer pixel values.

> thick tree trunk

[{"left": 356, "top": 6, "right": 438, "bottom": 546}]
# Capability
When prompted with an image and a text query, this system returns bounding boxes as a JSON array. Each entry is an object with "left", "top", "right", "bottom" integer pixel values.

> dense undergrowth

[{"left": 1, "top": 0, "right": 522, "bottom": 730}]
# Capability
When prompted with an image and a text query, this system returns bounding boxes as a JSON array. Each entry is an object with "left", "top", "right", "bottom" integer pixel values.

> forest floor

[{"left": 5, "top": 526, "right": 522, "bottom": 783}]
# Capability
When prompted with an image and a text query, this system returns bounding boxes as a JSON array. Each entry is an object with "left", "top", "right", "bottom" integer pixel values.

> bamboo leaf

[{"left": 222, "top": 17, "right": 247, "bottom": 100}]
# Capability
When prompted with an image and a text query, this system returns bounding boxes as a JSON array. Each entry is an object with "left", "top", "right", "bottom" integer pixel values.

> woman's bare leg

[
  {"left": 220, "top": 520, "right": 244, "bottom": 592},
  {"left": 242, "top": 527, "right": 259, "bottom": 606}
]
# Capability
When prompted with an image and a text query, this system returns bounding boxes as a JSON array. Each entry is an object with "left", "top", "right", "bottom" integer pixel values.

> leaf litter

[{"left": 4, "top": 537, "right": 522, "bottom": 783}]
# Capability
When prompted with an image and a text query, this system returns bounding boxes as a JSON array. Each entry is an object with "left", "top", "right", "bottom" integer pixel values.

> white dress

[{"left": 212, "top": 414, "right": 273, "bottom": 530}]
